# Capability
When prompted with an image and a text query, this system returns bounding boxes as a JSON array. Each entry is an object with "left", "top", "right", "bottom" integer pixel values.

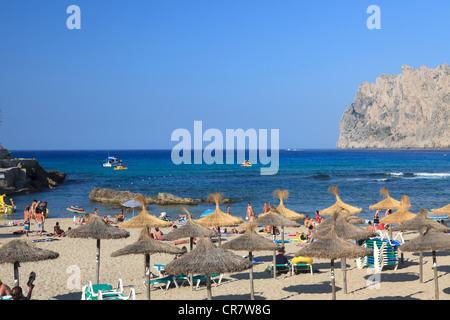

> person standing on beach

[
  {"left": 315, "top": 210, "right": 321, "bottom": 223},
  {"left": 374, "top": 210, "right": 380, "bottom": 227},
  {"left": 24, "top": 206, "right": 31, "bottom": 237},
  {"left": 34, "top": 208, "right": 45, "bottom": 236},
  {"left": 10, "top": 199, "right": 16, "bottom": 213},
  {"left": 263, "top": 202, "right": 269, "bottom": 214},
  {"left": 40, "top": 201, "right": 48, "bottom": 218},
  {"left": 247, "top": 202, "right": 255, "bottom": 222},
  {"left": 94, "top": 208, "right": 99, "bottom": 215},
  {"left": 30, "top": 200, "right": 39, "bottom": 219},
  {"left": 227, "top": 205, "right": 231, "bottom": 214}
]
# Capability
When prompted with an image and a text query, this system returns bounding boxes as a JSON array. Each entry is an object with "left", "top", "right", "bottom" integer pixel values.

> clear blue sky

[{"left": 0, "top": 0, "right": 449, "bottom": 150}]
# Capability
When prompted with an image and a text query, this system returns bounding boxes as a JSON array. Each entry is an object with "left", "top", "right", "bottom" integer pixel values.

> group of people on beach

[{"left": 19, "top": 200, "right": 49, "bottom": 237}]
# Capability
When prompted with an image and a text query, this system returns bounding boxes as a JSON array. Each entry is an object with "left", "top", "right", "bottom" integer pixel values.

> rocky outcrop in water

[
  {"left": 89, "top": 188, "right": 234, "bottom": 206},
  {"left": 337, "top": 63, "right": 450, "bottom": 149},
  {"left": 0, "top": 144, "right": 66, "bottom": 195}
]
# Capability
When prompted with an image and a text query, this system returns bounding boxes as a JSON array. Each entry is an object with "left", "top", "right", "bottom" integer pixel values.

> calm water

[{"left": 4, "top": 149, "right": 450, "bottom": 222}]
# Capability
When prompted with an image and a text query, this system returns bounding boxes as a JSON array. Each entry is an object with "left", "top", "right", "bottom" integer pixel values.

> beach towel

[{"left": 31, "top": 238, "right": 60, "bottom": 243}]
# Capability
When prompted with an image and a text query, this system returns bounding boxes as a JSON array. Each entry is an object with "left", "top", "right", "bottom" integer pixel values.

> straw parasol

[
  {"left": 394, "top": 208, "right": 449, "bottom": 283},
  {"left": 400, "top": 225, "right": 450, "bottom": 300},
  {"left": 119, "top": 195, "right": 172, "bottom": 229},
  {"left": 67, "top": 214, "right": 130, "bottom": 284},
  {"left": 164, "top": 208, "right": 219, "bottom": 251},
  {"left": 272, "top": 189, "right": 305, "bottom": 220},
  {"left": 221, "top": 223, "right": 281, "bottom": 300},
  {"left": 314, "top": 211, "right": 376, "bottom": 294},
  {"left": 431, "top": 204, "right": 450, "bottom": 214},
  {"left": 393, "top": 208, "right": 449, "bottom": 233},
  {"left": 0, "top": 239, "right": 59, "bottom": 286},
  {"left": 295, "top": 213, "right": 373, "bottom": 300},
  {"left": 164, "top": 208, "right": 219, "bottom": 291},
  {"left": 111, "top": 225, "right": 185, "bottom": 300},
  {"left": 369, "top": 187, "right": 402, "bottom": 211},
  {"left": 196, "top": 193, "right": 244, "bottom": 245},
  {"left": 164, "top": 237, "right": 253, "bottom": 300},
  {"left": 379, "top": 195, "right": 416, "bottom": 239},
  {"left": 319, "top": 186, "right": 363, "bottom": 215},
  {"left": 253, "top": 206, "right": 300, "bottom": 278}
]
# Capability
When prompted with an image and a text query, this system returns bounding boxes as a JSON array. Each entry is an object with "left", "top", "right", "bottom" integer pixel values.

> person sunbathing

[
  {"left": 53, "top": 222, "right": 66, "bottom": 237},
  {"left": 154, "top": 227, "right": 164, "bottom": 240}
]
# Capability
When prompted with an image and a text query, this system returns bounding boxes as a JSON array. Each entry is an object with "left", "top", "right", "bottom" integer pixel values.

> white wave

[
  {"left": 413, "top": 173, "right": 450, "bottom": 179},
  {"left": 386, "top": 172, "right": 404, "bottom": 176},
  {"left": 375, "top": 178, "right": 388, "bottom": 182}
]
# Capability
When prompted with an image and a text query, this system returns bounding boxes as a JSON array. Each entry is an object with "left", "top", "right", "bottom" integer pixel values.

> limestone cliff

[
  {"left": 337, "top": 64, "right": 450, "bottom": 149},
  {"left": 0, "top": 144, "right": 66, "bottom": 195}
]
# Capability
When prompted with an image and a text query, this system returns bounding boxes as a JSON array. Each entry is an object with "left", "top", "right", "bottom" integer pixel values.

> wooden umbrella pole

[
  {"left": 419, "top": 251, "right": 423, "bottom": 283},
  {"left": 331, "top": 259, "right": 336, "bottom": 300},
  {"left": 206, "top": 275, "right": 212, "bottom": 300},
  {"left": 145, "top": 254, "right": 151, "bottom": 300},
  {"left": 432, "top": 251, "right": 439, "bottom": 300},
  {"left": 96, "top": 239, "right": 101, "bottom": 284},
  {"left": 218, "top": 226, "right": 221, "bottom": 245},
  {"left": 342, "top": 257, "right": 347, "bottom": 294},
  {"left": 249, "top": 251, "right": 254, "bottom": 300},
  {"left": 13, "top": 262, "right": 19, "bottom": 287},
  {"left": 273, "top": 250, "right": 277, "bottom": 279}
]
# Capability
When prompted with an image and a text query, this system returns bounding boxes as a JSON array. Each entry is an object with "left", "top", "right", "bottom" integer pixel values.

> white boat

[{"left": 103, "top": 156, "right": 122, "bottom": 167}]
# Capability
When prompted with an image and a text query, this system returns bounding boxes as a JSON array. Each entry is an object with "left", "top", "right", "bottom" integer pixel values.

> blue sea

[{"left": 4, "top": 149, "right": 450, "bottom": 222}]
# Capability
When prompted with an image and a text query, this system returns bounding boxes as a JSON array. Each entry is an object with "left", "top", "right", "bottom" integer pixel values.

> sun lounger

[
  {"left": 271, "top": 263, "right": 292, "bottom": 277},
  {"left": 153, "top": 264, "right": 166, "bottom": 277},
  {"left": 291, "top": 263, "right": 314, "bottom": 275},
  {"left": 82, "top": 278, "right": 135, "bottom": 300},
  {"left": 149, "top": 275, "right": 178, "bottom": 291},
  {"left": 175, "top": 273, "right": 223, "bottom": 290}
]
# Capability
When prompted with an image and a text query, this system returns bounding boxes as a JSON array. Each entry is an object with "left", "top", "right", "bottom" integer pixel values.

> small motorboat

[
  {"left": 241, "top": 160, "right": 252, "bottom": 167},
  {"left": 103, "top": 156, "right": 122, "bottom": 167},
  {"left": 114, "top": 164, "right": 128, "bottom": 170}
]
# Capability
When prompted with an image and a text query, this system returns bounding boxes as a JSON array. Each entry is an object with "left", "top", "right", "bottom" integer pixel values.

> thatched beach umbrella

[
  {"left": 315, "top": 212, "right": 376, "bottom": 294},
  {"left": 111, "top": 225, "right": 185, "bottom": 300},
  {"left": 319, "top": 186, "right": 363, "bottom": 215},
  {"left": 394, "top": 208, "right": 450, "bottom": 283},
  {"left": 253, "top": 206, "right": 300, "bottom": 279},
  {"left": 164, "top": 208, "right": 219, "bottom": 251},
  {"left": 295, "top": 214, "right": 373, "bottom": 300},
  {"left": 431, "top": 204, "right": 450, "bottom": 215},
  {"left": 315, "top": 213, "right": 376, "bottom": 240},
  {"left": 272, "top": 189, "right": 305, "bottom": 220},
  {"left": 221, "top": 223, "right": 281, "bottom": 300},
  {"left": 196, "top": 193, "right": 244, "bottom": 245},
  {"left": 0, "top": 240, "right": 59, "bottom": 286},
  {"left": 400, "top": 225, "right": 450, "bottom": 300},
  {"left": 394, "top": 208, "right": 449, "bottom": 233},
  {"left": 67, "top": 214, "right": 130, "bottom": 284},
  {"left": 379, "top": 195, "right": 416, "bottom": 239},
  {"left": 119, "top": 195, "right": 172, "bottom": 229},
  {"left": 369, "top": 187, "right": 402, "bottom": 211},
  {"left": 164, "top": 208, "right": 219, "bottom": 291},
  {"left": 164, "top": 237, "right": 253, "bottom": 300}
]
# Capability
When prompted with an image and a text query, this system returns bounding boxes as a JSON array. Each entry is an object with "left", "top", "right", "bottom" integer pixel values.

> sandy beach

[{"left": 0, "top": 217, "right": 449, "bottom": 301}]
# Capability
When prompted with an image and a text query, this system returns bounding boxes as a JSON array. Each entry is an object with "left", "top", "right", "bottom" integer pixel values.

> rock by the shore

[
  {"left": 337, "top": 63, "right": 450, "bottom": 149},
  {"left": 89, "top": 188, "right": 235, "bottom": 206},
  {"left": 0, "top": 144, "right": 66, "bottom": 195}
]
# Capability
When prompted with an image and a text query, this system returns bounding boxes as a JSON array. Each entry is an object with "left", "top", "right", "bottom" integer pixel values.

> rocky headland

[
  {"left": 337, "top": 63, "right": 450, "bottom": 149},
  {"left": 0, "top": 144, "right": 66, "bottom": 195}
]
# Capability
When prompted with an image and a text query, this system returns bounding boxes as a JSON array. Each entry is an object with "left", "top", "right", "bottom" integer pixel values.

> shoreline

[{"left": 0, "top": 217, "right": 449, "bottom": 300}]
